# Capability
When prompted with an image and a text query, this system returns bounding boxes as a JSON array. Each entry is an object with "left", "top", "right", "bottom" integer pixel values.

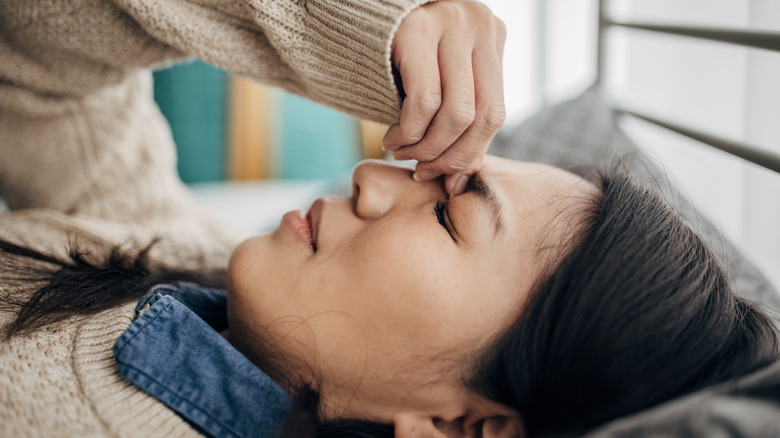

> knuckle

[
  {"left": 416, "top": 90, "right": 443, "bottom": 115},
  {"left": 417, "top": 145, "right": 443, "bottom": 162},
  {"left": 495, "top": 17, "right": 507, "bottom": 40},
  {"left": 441, "top": 1, "right": 497, "bottom": 31},
  {"left": 463, "top": 160, "right": 482, "bottom": 175},
  {"left": 441, "top": 144, "right": 483, "bottom": 173},
  {"left": 449, "top": 103, "right": 477, "bottom": 129},
  {"left": 441, "top": 156, "right": 471, "bottom": 172},
  {"left": 441, "top": 1, "right": 467, "bottom": 22},
  {"left": 399, "top": 124, "right": 424, "bottom": 143},
  {"left": 400, "top": 4, "right": 433, "bottom": 32},
  {"left": 481, "top": 104, "right": 507, "bottom": 132},
  {"left": 468, "top": 2, "right": 495, "bottom": 24}
]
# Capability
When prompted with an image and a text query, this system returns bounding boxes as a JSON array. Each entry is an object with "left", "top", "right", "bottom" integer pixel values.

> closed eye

[{"left": 434, "top": 201, "right": 457, "bottom": 242}]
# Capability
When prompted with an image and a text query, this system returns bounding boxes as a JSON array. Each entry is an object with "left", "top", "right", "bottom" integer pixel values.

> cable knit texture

[{"left": 0, "top": 0, "right": 429, "bottom": 435}]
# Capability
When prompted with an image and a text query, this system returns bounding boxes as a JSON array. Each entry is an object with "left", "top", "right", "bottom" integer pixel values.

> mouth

[{"left": 306, "top": 198, "right": 323, "bottom": 253}]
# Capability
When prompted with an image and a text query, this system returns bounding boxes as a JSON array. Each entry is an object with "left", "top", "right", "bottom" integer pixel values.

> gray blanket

[{"left": 489, "top": 89, "right": 780, "bottom": 437}]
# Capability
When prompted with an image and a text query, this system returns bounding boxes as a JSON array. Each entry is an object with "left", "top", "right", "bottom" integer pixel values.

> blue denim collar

[{"left": 113, "top": 283, "right": 293, "bottom": 438}]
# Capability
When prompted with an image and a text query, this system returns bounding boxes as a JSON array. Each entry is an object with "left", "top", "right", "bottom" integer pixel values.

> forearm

[
  {"left": 110, "top": 0, "right": 435, "bottom": 124},
  {"left": 1, "top": 0, "right": 431, "bottom": 124},
  {"left": 0, "top": 0, "right": 430, "bottom": 221}
]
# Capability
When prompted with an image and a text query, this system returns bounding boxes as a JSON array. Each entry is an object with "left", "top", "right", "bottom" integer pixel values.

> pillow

[
  {"left": 489, "top": 88, "right": 780, "bottom": 312},
  {"left": 489, "top": 88, "right": 780, "bottom": 437}
]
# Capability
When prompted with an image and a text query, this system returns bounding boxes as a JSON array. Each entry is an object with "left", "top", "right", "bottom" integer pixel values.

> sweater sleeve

[
  {"left": 0, "top": 0, "right": 427, "bottom": 226},
  {"left": 109, "top": 0, "right": 431, "bottom": 124},
  {"left": 1, "top": 0, "right": 430, "bottom": 124}
]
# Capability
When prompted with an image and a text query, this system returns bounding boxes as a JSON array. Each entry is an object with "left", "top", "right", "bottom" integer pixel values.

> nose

[{"left": 351, "top": 160, "right": 443, "bottom": 219}]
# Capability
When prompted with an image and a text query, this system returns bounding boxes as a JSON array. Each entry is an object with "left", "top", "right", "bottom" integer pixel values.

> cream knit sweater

[{"left": 0, "top": 0, "right": 428, "bottom": 435}]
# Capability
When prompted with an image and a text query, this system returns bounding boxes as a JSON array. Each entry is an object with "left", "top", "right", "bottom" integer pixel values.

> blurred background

[{"left": 147, "top": 0, "right": 779, "bottom": 286}]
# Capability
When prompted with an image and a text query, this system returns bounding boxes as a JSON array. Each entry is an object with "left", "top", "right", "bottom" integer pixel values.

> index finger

[{"left": 382, "top": 37, "right": 442, "bottom": 149}]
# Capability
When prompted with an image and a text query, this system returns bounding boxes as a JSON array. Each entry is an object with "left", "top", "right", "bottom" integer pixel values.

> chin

[{"left": 227, "top": 235, "right": 271, "bottom": 292}]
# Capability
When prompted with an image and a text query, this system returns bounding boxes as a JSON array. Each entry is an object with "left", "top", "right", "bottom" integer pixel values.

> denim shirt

[{"left": 113, "top": 283, "right": 293, "bottom": 438}]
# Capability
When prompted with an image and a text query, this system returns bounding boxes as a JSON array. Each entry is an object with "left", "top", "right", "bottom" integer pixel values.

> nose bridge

[{"left": 352, "top": 160, "right": 417, "bottom": 219}]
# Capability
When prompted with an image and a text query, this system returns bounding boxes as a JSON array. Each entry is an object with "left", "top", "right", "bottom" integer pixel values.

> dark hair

[
  {"left": 469, "top": 170, "right": 780, "bottom": 436},
  {"left": 1, "top": 168, "right": 778, "bottom": 437},
  {"left": 0, "top": 239, "right": 226, "bottom": 338}
]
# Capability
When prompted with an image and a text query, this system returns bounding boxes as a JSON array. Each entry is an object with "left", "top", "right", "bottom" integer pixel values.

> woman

[
  {"left": 3, "top": 154, "right": 780, "bottom": 437},
  {"left": 1, "top": 1, "right": 778, "bottom": 438},
  {"left": 226, "top": 156, "right": 598, "bottom": 433}
]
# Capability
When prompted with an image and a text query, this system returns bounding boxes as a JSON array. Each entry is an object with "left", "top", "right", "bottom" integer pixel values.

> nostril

[{"left": 352, "top": 183, "right": 360, "bottom": 213}]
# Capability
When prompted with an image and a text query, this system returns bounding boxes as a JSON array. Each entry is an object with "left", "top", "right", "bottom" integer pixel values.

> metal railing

[{"left": 595, "top": 1, "right": 780, "bottom": 174}]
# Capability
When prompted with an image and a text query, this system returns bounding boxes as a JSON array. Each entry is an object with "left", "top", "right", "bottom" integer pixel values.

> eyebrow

[{"left": 463, "top": 175, "right": 504, "bottom": 235}]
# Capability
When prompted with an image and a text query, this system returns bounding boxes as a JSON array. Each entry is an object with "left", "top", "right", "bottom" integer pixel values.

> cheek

[
  {"left": 324, "top": 224, "right": 474, "bottom": 339},
  {"left": 341, "top": 229, "right": 522, "bottom": 349},
  {"left": 226, "top": 234, "right": 309, "bottom": 332},
  {"left": 227, "top": 237, "right": 264, "bottom": 306},
  {"left": 343, "top": 222, "right": 450, "bottom": 292},
  {"left": 226, "top": 238, "right": 268, "bottom": 331}
]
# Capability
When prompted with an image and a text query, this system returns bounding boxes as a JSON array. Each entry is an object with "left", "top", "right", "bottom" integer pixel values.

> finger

[
  {"left": 411, "top": 123, "right": 498, "bottom": 195},
  {"left": 445, "top": 173, "right": 470, "bottom": 197},
  {"left": 412, "top": 28, "right": 506, "bottom": 180},
  {"left": 412, "top": 140, "right": 482, "bottom": 178},
  {"left": 494, "top": 16, "right": 507, "bottom": 61},
  {"left": 416, "top": 146, "right": 483, "bottom": 196},
  {"left": 399, "top": 28, "right": 503, "bottom": 174},
  {"left": 382, "top": 25, "right": 442, "bottom": 150},
  {"left": 382, "top": 123, "right": 402, "bottom": 151},
  {"left": 391, "top": 35, "right": 476, "bottom": 163},
  {"left": 416, "top": 148, "right": 484, "bottom": 196},
  {"left": 468, "top": 26, "right": 507, "bottom": 146},
  {"left": 412, "top": 111, "right": 491, "bottom": 189},
  {"left": 411, "top": 166, "right": 442, "bottom": 183}
]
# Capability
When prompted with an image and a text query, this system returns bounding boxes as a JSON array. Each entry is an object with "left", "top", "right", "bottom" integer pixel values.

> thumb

[{"left": 445, "top": 173, "right": 470, "bottom": 197}]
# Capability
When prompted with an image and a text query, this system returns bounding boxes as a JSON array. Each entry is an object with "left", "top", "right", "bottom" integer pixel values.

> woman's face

[{"left": 227, "top": 155, "right": 596, "bottom": 422}]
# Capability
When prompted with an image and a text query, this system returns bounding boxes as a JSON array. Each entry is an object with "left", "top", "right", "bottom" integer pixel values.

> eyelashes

[
  {"left": 434, "top": 201, "right": 457, "bottom": 242},
  {"left": 434, "top": 201, "right": 446, "bottom": 227}
]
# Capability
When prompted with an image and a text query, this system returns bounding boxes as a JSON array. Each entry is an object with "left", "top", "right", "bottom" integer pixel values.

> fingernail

[
  {"left": 382, "top": 132, "right": 395, "bottom": 151},
  {"left": 449, "top": 174, "right": 469, "bottom": 197},
  {"left": 413, "top": 169, "right": 438, "bottom": 181}
]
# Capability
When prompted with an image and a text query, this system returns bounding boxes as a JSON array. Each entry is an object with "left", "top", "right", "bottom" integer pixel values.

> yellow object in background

[
  {"left": 360, "top": 121, "right": 389, "bottom": 160},
  {"left": 228, "top": 76, "right": 273, "bottom": 180},
  {"left": 156, "top": 60, "right": 388, "bottom": 183}
]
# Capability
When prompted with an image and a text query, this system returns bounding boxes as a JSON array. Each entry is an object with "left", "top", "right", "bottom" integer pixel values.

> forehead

[
  {"left": 442, "top": 157, "right": 599, "bottom": 340},
  {"left": 476, "top": 155, "right": 598, "bottom": 254},
  {"left": 480, "top": 155, "right": 590, "bottom": 192}
]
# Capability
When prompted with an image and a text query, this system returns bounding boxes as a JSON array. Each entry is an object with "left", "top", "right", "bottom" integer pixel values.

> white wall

[
  {"left": 482, "top": 0, "right": 599, "bottom": 123},
  {"left": 483, "top": 0, "right": 780, "bottom": 288},
  {"left": 480, "top": 0, "right": 540, "bottom": 124}
]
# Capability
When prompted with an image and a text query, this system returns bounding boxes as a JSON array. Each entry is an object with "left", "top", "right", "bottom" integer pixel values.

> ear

[{"left": 393, "top": 410, "right": 524, "bottom": 438}]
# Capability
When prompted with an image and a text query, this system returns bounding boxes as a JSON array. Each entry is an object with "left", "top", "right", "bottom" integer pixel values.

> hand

[{"left": 382, "top": 0, "right": 506, "bottom": 196}]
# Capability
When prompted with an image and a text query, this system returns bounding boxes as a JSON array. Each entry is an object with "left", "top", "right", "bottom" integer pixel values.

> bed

[
  {"left": 491, "top": 2, "right": 780, "bottom": 435},
  {"left": 183, "top": 2, "right": 780, "bottom": 435}
]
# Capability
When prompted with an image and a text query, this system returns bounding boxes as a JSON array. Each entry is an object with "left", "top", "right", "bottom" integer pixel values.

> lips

[{"left": 306, "top": 198, "right": 324, "bottom": 252}]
